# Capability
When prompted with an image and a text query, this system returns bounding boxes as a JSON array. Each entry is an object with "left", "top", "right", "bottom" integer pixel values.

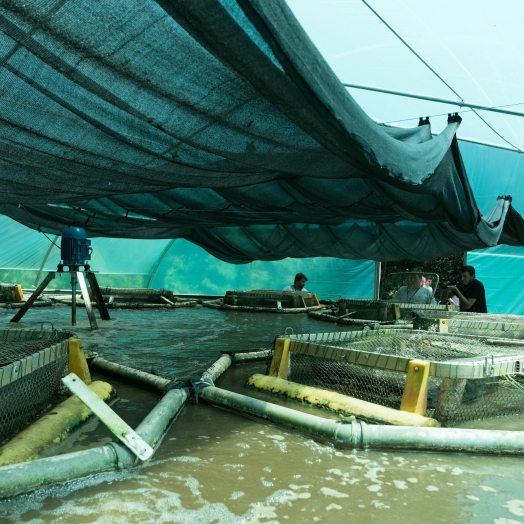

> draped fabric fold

[{"left": 0, "top": 0, "right": 522, "bottom": 262}]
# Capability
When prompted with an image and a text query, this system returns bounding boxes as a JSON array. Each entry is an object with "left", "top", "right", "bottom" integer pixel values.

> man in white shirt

[
  {"left": 423, "top": 276, "right": 433, "bottom": 293},
  {"left": 283, "top": 273, "right": 308, "bottom": 292}
]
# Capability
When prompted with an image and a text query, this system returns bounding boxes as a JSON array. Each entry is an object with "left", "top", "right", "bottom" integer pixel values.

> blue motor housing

[{"left": 61, "top": 227, "right": 92, "bottom": 267}]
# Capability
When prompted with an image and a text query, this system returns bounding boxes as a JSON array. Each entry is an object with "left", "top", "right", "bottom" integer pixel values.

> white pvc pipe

[
  {"left": 0, "top": 388, "right": 188, "bottom": 499},
  {"left": 198, "top": 385, "right": 524, "bottom": 455},
  {"left": 232, "top": 350, "right": 271, "bottom": 363},
  {"left": 201, "top": 354, "right": 232, "bottom": 383},
  {"left": 91, "top": 357, "right": 171, "bottom": 392},
  {"left": 360, "top": 424, "right": 524, "bottom": 454}
]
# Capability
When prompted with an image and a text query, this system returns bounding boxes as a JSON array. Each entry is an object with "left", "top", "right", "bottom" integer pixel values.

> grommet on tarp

[
  {"left": 447, "top": 112, "right": 462, "bottom": 124},
  {"left": 418, "top": 116, "right": 430, "bottom": 126}
]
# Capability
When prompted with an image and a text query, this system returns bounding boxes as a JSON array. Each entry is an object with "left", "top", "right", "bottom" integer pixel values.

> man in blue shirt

[{"left": 393, "top": 272, "right": 434, "bottom": 304}]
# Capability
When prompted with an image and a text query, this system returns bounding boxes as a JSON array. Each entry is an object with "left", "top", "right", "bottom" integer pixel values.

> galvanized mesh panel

[
  {"left": 1, "top": 336, "right": 60, "bottom": 366},
  {"left": 312, "top": 330, "right": 522, "bottom": 361},
  {"left": 415, "top": 311, "right": 524, "bottom": 322},
  {"left": 436, "top": 375, "right": 524, "bottom": 425},
  {"left": 413, "top": 311, "right": 524, "bottom": 339},
  {"left": 0, "top": 356, "right": 68, "bottom": 445},
  {"left": 335, "top": 299, "right": 448, "bottom": 325},
  {"left": 288, "top": 352, "right": 442, "bottom": 410},
  {"left": 271, "top": 329, "right": 524, "bottom": 427},
  {"left": 224, "top": 290, "right": 316, "bottom": 308},
  {"left": 0, "top": 328, "right": 73, "bottom": 444},
  {"left": 289, "top": 329, "right": 524, "bottom": 362}
]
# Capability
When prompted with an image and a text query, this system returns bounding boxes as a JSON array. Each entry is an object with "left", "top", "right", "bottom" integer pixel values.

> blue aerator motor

[{"left": 61, "top": 226, "right": 92, "bottom": 267}]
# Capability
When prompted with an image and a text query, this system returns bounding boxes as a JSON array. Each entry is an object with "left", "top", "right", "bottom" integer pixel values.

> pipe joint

[
  {"left": 333, "top": 418, "right": 363, "bottom": 449},
  {"left": 360, "top": 421, "right": 369, "bottom": 449},
  {"left": 107, "top": 442, "right": 134, "bottom": 469},
  {"left": 190, "top": 375, "right": 214, "bottom": 402},
  {"left": 164, "top": 380, "right": 190, "bottom": 397}
]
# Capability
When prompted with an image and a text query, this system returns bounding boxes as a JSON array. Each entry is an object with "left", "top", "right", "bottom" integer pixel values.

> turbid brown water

[{"left": 1, "top": 306, "right": 524, "bottom": 523}]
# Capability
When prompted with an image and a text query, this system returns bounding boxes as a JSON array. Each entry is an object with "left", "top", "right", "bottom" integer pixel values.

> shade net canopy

[{"left": 0, "top": 0, "right": 522, "bottom": 263}]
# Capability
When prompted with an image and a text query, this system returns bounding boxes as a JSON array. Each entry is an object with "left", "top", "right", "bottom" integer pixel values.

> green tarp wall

[
  {"left": 0, "top": 215, "right": 374, "bottom": 300},
  {"left": 462, "top": 141, "right": 524, "bottom": 315}
]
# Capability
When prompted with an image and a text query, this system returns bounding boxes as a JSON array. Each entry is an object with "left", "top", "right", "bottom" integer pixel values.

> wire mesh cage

[
  {"left": 0, "top": 283, "right": 23, "bottom": 304},
  {"left": 307, "top": 272, "right": 449, "bottom": 325},
  {"left": 336, "top": 298, "right": 449, "bottom": 323},
  {"left": 413, "top": 311, "right": 524, "bottom": 339},
  {"left": 270, "top": 329, "right": 524, "bottom": 427},
  {"left": 82, "top": 286, "right": 198, "bottom": 309},
  {"left": 0, "top": 327, "right": 74, "bottom": 444},
  {"left": 224, "top": 290, "right": 318, "bottom": 309}
]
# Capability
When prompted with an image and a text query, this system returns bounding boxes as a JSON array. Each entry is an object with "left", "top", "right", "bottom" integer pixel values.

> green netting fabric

[{"left": 0, "top": 0, "right": 522, "bottom": 262}]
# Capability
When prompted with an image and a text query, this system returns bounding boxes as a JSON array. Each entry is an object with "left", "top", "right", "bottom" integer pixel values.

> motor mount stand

[{"left": 10, "top": 266, "right": 111, "bottom": 329}]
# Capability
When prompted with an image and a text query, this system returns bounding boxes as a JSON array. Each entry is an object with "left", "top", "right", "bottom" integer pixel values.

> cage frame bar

[{"left": 280, "top": 329, "right": 524, "bottom": 379}]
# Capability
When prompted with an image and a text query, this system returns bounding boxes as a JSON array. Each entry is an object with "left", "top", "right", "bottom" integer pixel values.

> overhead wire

[
  {"left": 17, "top": 204, "right": 60, "bottom": 249},
  {"left": 360, "top": 0, "right": 523, "bottom": 153}
]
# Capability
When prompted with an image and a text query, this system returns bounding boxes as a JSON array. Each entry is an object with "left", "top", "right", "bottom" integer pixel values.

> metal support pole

[
  {"left": 10, "top": 272, "right": 55, "bottom": 323},
  {"left": 70, "top": 271, "right": 77, "bottom": 326},
  {"left": 11, "top": 267, "right": 108, "bottom": 329},
  {"left": 77, "top": 272, "right": 98, "bottom": 330},
  {"left": 34, "top": 236, "right": 59, "bottom": 288},
  {"left": 374, "top": 261, "right": 381, "bottom": 300},
  {"left": 342, "top": 82, "right": 524, "bottom": 119},
  {"left": 86, "top": 271, "right": 111, "bottom": 321}
]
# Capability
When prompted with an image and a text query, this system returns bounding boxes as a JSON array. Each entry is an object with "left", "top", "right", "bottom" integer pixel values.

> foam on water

[
  {"left": 504, "top": 500, "right": 524, "bottom": 517},
  {"left": 3, "top": 308, "right": 524, "bottom": 523}
]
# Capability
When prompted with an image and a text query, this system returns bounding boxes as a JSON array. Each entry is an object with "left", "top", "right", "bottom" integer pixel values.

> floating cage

[
  {"left": 268, "top": 329, "right": 524, "bottom": 426},
  {"left": 413, "top": 311, "right": 524, "bottom": 339},
  {"left": 86, "top": 287, "right": 198, "bottom": 309},
  {"left": 309, "top": 298, "right": 450, "bottom": 326},
  {"left": 307, "top": 271, "right": 449, "bottom": 325},
  {"left": 337, "top": 298, "right": 448, "bottom": 322},
  {"left": 204, "top": 289, "right": 321, "bottom": 313},
  {"left": 0, "top": 283, "right": 24, "bottom": 306},
  {"left": 0, "top": 327, "right": 74, "bottom": 444}
]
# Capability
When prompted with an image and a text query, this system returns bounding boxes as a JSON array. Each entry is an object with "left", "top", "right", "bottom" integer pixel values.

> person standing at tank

[
  {"left": 392, "top": 271, "right": 434, "bottom": 304},
  {"left": 444, "top": 265, "right": 487, "bottom": 313},
  {"left": 283, "top": 273, "right": 308, "bottom": 292}
]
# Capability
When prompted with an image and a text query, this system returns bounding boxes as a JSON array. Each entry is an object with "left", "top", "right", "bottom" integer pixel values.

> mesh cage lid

[{"left": 0, "top": 327, "right": 74, "bottom": 367}]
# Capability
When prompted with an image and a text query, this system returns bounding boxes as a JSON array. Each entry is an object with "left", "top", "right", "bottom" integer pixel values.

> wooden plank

[
  {"left": 400, "top": 360, "right": 430, "bottom": 415},
  {"left": 1, "top": 364, "right": 13, "bottom": 387},
  {"left": 62, "top": 373, "right": 153, "bottom": 461},
  {"left": 277, "top": 340, "right": 291, "bottom": 380},
  {"left": 68, "top": 338, "right": 92, "bottom": 385},
  {"left": 269, "top": 338, "right": 289, "bottom": 377},
  {"left": 10, "top": 361, "right": 21, "bottom": 382},
  {"left": 438, "top": 319, "right": 449, "bottom": 333}
]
